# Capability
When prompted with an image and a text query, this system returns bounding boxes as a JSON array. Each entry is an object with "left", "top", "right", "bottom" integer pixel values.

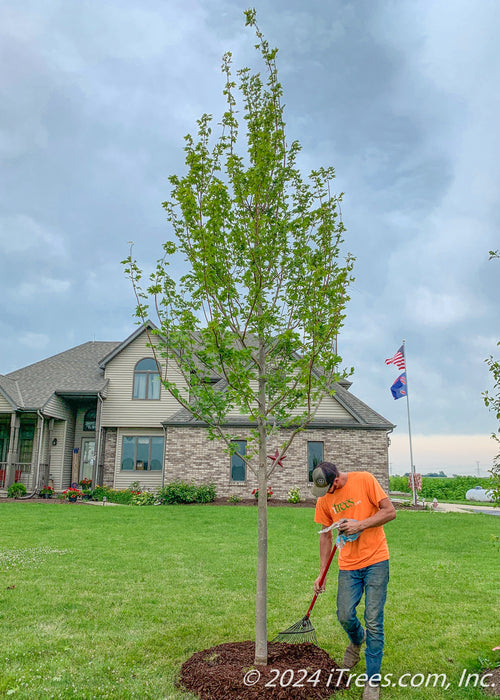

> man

[{"left": 313, "top": 462, "right": 396, "bottom": 700}]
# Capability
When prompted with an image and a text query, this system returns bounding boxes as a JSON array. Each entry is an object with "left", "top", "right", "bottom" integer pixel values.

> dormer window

[{"left": 133, "top": 358, "right": 161, "bottom": 400}]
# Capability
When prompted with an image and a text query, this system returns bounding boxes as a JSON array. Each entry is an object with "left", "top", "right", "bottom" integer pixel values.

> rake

[{"left": 272, "top": 542, "right": 338, "bottom": 645}]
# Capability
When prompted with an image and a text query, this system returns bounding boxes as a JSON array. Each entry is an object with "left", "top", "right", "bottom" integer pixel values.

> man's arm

[
  {"left": 339, "top": 497, "right": 396, "bottom": 535},
  {"left": 314, "top": 530, "right": 333, "bottom": 593}
]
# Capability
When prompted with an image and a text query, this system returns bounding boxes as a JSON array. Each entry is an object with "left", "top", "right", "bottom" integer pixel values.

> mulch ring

[
  {"left": 393, "top": 502, "right": 426, "bottom": 511},
  {"left": 179, "top": 641, "right": 347, "bottom": 700},
  {"left": 483, "top": 666, "right": 500, "bottom": 696}
]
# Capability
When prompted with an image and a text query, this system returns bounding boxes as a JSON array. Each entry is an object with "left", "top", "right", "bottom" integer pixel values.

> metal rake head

[{"left": 272, "top": 615, "right": 318, "bottom": 645}]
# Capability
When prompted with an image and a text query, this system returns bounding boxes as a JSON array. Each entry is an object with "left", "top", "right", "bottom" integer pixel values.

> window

[
  {"left": 19, "top": 424, "right": 35, "bottom": 463},
  {"left": 231, "top": 440, "right": 246, "bottom": 482},
  {"left": 307, "top": 441, "right": 324, "bottom": 482},
  {"left": 83, "top": 408, "right": 96, "bottom": 432},
  {"left": 133, "top": 358, "right": 161, "bottom": 400},
  {"left": 121, "top": 436, "right": 164, "bottom": 471}
]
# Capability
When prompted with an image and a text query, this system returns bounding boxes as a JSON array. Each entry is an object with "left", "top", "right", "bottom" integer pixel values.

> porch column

[
  {"left": 6, "top": 413, "right": 20, "bottom": 487},
  {"left": 33, "top": 413, "right": 48, "bottom": 490}
]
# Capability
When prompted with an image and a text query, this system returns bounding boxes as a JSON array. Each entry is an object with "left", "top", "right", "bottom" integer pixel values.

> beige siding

[
  {"left": 48, "top": 420, "right": 67, "bottom": 489},
  {"left": 114, "top": 427, "right": 164, "bottom": 490},
  {"left": 46, "top": 417, "right": 76, "bottom": 490},
  {"left": 226, "top": 380, "right": 258, "bottom": 417},
  {"left": 40, "top": 399, "right": 75, "bottom": 490},
  {"left": 313, "top": 394, "right": 352, "bottom": 419},
  {"left": 101, "top": 332, "right": 188, "bottom": 428},
  {"left": 44, "top": 394, "right": 74, "bottom": 420},
  {"left": 226, "top": 383, "right": 352, "bottom": 421},
  {"left": 0, "top": 394, "right": 13, "bottom": 411}
]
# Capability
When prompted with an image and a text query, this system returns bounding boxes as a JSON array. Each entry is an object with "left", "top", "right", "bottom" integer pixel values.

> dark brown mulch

[
  {"left": 393, "top": 501, "right": 425, "bottom": 511},
  {"left": 483, "top": 666, "right": 500, "bottom": 696},
  {"left": 179, "top": 641, "right": 347, "bottom": 700},
  {"left": 0, "top": 497, "right": 87, "bottom": 505}
]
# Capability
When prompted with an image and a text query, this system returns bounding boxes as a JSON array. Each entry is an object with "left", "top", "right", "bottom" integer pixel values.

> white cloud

[
  {"left": 406, "top": 286, "right": 473, "bottom": 327},
  {"left": 0, "top": 215, "right": 67, "bottom": 256},
  {"left": 16, "top": 277, "right": 71, "bottom": 299},
  {"left": 18, "top": 331, "right": 50, "bottom": 349}
]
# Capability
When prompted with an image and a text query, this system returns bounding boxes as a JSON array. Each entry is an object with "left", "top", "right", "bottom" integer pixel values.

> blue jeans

[{"left": 337, "top": 560, "right": 389, "bottom": 680}]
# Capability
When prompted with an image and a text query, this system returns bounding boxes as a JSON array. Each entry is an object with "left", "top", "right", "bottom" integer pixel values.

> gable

[
  {"left": 0, "top": 392, "right": 13, "bottom": 412},
  {"left": 314, "top": 393, "right": 354, "bottom": 420},
  {"left": 100, "top": 329, "right": 189, "bottom": 428}
]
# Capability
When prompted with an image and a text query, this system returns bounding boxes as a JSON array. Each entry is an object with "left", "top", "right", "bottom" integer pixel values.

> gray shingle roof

[
  {"left": 1, "top": 341, "right": 119, "bottom": 410},
  {"left": 163, "top": 380, "right": 394, "bottom": 430}
]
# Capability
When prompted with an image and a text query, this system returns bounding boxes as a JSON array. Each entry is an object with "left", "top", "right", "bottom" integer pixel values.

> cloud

[
  {"left": 0, "top": 215, "right": 67, "bottom": 256},
  {"left": 0, "top": 0, "right": 498, "bottom": 449},
  {"left": 406, "top": 287, "right": 473, "bottom": 327},
  {"left": 16, "top": 277, "right": 72, "bottom": 300},
  {"left": 18, "top": 331, "right": 50, "bottom": 349}
]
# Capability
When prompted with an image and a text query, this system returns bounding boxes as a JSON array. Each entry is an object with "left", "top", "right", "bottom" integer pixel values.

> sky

[{"left": 1, "top": 0, "right": 499, "bottom": 477}]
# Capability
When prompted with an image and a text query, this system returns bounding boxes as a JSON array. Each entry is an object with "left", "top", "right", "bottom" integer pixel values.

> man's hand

[
  {"left": 314, "top": 574, "right": 326, "bottom": 594},
  {"left": 338, "top": 518, "right": 362, "bottom": 536}
]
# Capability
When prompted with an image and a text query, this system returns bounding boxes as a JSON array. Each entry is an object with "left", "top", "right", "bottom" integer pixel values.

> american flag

[{"left": 385, "top": 345, "right": 405, "bottom": 370}]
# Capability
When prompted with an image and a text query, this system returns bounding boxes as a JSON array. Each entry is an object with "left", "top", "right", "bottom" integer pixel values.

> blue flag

[{"left": 391, "top": 372, "right": 407, "bottom": 399}]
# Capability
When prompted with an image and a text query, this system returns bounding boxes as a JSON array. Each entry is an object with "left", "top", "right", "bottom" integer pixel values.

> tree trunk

[{"left": 254, "top": 338, "right": 268, "bottom": 665}]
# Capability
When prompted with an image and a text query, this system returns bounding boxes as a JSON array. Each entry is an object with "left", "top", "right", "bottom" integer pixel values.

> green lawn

[{"left": 0, "top": 502, "right": 498, "bottom": 699}]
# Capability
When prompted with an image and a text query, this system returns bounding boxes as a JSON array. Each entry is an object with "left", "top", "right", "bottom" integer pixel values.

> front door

[{"left": 80, "top": 438, "right": 95, "bottom": 484}]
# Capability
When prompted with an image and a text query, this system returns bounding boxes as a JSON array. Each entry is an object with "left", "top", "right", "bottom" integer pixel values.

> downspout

[
  {"left": 161, "top": 424, "right": 167, "bottom": 489},
  {"left": 95, "top": 392, "right": 103, "bottom": 487}
]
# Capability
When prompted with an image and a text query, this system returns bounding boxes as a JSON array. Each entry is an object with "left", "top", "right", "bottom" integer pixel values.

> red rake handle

[{"left": 305, "top": 544, "right": 338, "bottom": 619}]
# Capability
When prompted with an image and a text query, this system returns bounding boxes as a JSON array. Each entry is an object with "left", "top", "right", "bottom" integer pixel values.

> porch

[{"left": 0, "top": 461, "right": 50, "bottom": 493}]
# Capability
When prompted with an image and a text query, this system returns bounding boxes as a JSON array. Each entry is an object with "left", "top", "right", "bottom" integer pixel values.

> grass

[{"left": 0, "top": 502, "right": 498, "bottom": 699}]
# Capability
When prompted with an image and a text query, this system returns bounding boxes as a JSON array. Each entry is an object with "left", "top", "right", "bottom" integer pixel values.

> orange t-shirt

[{"left": 314, "top": 471, "right": 390, "bottom": 570}]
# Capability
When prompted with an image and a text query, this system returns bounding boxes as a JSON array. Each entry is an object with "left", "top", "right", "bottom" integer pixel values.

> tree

[
  {"left": 483, "top": 251, "right": 500, "bottom": 503},
  {"left": 123, "top": 9, "right": 353, "bottom": 665}
]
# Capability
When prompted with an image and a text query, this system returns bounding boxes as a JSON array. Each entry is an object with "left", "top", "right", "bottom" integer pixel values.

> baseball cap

[{"left": 311, "top": 462, "right": 339, "bottom": 497}]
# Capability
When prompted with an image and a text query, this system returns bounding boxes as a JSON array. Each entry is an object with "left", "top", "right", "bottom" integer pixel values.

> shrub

[
  {"left": 389, "top": 476, "right": 410, "bottom": 493},
  {"left": 228, "top": 494, "right": 242, "bottom": 504},
  {"left": 104, "top": 489, "right": 136, "bottom": 505},
  {"left": 158, "top": 481, "right": 216, "bottom": 505},
  {"left": 90, "top": 485, "right": 109, "bottom": 501},
  {"left": 389, "top": 475, "right": 491, "bottom": 500},
  {"left": 131, "top": 491, "right": 158, "bottom": 506},
  {"left": 159, "top": 481, "right": 198, "bottom": 504},
  {"left": 195, "top": 483, "right": 216, "bottom": 503},
  {"left": 8, "top": 482, "right": 27, "bottom": 499},
  {"left": 488, "top": 463, "right": 500, "bottom": 505},
  {"left": 287, "top": 486, "right": 301, "bottom": 504}
]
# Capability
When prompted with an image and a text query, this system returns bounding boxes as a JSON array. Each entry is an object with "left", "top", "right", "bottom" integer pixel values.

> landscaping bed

[{"left": 179, "top": 641, "right": 347, "bottom": 699}]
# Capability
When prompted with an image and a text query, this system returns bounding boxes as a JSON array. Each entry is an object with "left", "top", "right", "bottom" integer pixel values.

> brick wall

[
  {"left": 164, "top": 426, "right": 390, "bottom": 500},
  {"left": 102, "top": 428, "right": 117, "bottom": 488}
]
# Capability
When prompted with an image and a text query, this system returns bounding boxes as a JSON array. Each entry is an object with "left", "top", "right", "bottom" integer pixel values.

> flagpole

[{"left": 403, "top": 339, "right": 417, "bottom": 506}]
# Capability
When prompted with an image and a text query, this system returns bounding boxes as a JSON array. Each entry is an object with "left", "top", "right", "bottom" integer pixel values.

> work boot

[
  {"left": 362, "top": 682, "right": 380, "bottom": 700},
  {"left": 342, "top": 632, "right": 365, "bottom": 669}
]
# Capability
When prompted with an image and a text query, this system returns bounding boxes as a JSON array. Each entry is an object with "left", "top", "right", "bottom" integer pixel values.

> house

[{"left": 0, "top": 323, "right": 394, "bottom": 499}]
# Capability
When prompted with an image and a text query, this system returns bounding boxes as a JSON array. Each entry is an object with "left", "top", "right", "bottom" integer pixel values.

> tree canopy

[{"left": 124, "top": 9, "right": 353, "bottom": 664}]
